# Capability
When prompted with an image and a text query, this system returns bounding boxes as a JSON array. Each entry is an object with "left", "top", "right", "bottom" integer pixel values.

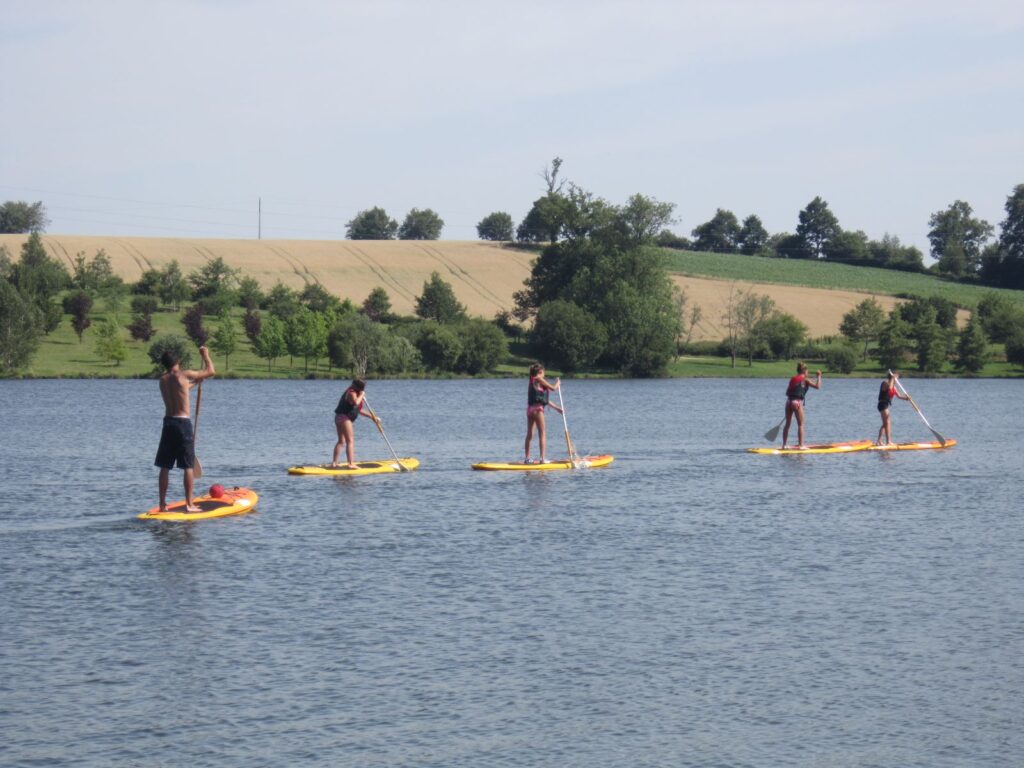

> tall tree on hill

[
  {"left": 398, "top": 208, "right": 444, "bottom": 240},
  {"left": 346, "top": 207, "right": 398, "bottom": 240},
  {"left": 928, "top": 200, "right": 993, "bottom": 277},
  {"left": 617, "top": 194, "right": 676, "bottom": 247},
  {"left": 981, "top": 184, "right": 1024, "bottom": 289},
  {"left": 476, "top": 212, "right": 514, "bottom": 241},
  {"left": 796, "top": 196, "right": 840, "bottom": 258},
  {"left": 737, "top": 215, "right": 769, "bottom": 255},
  {"left": 0, "top": 201, "right": 49, "bottom": 233},
  {"left": 692, "top": 209, "right": 740, "bottom": 253}
]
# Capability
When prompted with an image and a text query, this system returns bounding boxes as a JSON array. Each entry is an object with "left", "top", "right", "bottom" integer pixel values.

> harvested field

[
  {"left": 0, "top": 235, "right": 535, "bottom": 318},
  {"left": 0, "top": 234, "right": 967, "bottom": 338},
  {"left": 674, "top": 274, "right": 969, "bottom": 341}
]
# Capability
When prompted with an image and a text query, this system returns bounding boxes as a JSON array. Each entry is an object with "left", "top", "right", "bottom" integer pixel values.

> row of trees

[
  {"left": 653, "top": 184, "right": 1024, "bottom": 290},
  {"left": 835, "top": 294, "right": 1024, "bottom": 373}
]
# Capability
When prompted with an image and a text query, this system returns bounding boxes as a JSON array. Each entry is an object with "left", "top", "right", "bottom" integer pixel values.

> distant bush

[
  {"left": 824, "top": 344, "right": 859, "bottom": 374},
  {"left": 131, "top": 295, "right": 159, "bottom": 316}
]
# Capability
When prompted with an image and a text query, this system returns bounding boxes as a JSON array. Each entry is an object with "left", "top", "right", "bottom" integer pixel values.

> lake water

[{"left": 1, "top": 378, "right": 1021, "bottom": 767}]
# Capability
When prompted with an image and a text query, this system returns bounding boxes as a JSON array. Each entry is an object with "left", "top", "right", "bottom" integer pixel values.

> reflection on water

[{"left": 1, "top": 377, "right": 1022, "bottom": 767}]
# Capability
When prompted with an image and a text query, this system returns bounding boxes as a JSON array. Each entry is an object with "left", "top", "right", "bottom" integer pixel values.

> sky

[{"left": 2, "top": 0, "right": 1023, "bottom": 256}]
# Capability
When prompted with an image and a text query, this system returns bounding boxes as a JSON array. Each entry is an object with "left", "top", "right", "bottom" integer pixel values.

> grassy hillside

[{"left": 662, "top": 248, "right": 1024, "bottom": 308}]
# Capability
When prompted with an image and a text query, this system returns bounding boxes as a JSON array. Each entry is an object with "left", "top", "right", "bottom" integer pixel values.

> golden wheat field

[{"left": 1, "top": 234, "right": 950, "bottom": 340}]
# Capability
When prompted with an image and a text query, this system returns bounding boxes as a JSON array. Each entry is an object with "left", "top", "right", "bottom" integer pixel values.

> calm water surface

[{"left": 1, "top": 378, "right": 1021, "bottom": 767}]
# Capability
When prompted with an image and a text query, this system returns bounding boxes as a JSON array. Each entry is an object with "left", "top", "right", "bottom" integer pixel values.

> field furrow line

[
  {"left": 344, "top": 244, "right": 416, "bottom": 302},
  {"left": 46, "top": 239, "right": 76, "bottom": 271},
  {"left": 264, "top": 245, "right": 312, "bottom": 284},
  {"left": 415, "top": 243, "right": 505, "bottom": 309},
  {"left": 269, "top": 245, "right": 317, "bottom": 284},
  {"left": 115, "top": 239, "right": 147, "bottom": 274}
]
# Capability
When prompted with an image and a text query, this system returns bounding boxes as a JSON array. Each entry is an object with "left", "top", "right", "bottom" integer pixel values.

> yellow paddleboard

[
  {"left": 288, "top": 458, "right": 420, "bottom": 475},
  {"left": 139, "top": 487, "right": 259, "bottom": 521},
  {"left": 866, "top": 438, "right": 957, "bottom": 451},
  {"left": 748, "top": 440, "right": 872, "bottom": 456},
  {"left": 472, "top": 454, "right": 614, "bottom": 471}
]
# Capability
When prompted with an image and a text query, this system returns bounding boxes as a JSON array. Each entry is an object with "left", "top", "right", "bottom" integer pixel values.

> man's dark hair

[{"left": 160, "top": 350, "right": 179, "bottom": 371}]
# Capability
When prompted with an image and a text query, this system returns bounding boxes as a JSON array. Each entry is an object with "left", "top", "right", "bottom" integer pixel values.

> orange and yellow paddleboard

[{"left": 139, "top": 487, "right": 259, "bottom": 521}]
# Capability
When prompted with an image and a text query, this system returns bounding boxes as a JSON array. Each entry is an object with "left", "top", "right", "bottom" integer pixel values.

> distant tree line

[{"left": 648, "top": 184, "right": 1024, "bottom": 291}]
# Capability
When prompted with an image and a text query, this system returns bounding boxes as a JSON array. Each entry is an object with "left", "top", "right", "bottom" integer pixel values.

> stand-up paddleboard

[
  {"left": 866, "top": 439, "right": 957, "bottom": 451},
  {"left": 472, "top": 455, "right": 614, "bottom": 471},
  {"left": 748, "top": 440, "right": 872, "bottom": 456},
  {"left": 139, "top": 487, "right": 259, "bottom": 521},
  {"left": 288, "top": 458, "right": 420, "bottom": 476}
]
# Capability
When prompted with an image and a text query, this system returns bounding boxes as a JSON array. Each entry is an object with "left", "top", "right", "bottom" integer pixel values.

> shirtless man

[{"left": 155, "top": 345, "right": 215, "bottom": 512}]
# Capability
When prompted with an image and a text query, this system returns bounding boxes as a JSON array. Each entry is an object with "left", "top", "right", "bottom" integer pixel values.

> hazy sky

[{"left": 2, "top": 1, "right": 1022, "bottom": 256}]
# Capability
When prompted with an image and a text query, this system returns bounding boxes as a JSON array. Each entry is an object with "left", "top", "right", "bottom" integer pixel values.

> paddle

[
  {"left": 192, "top": 381, "right": 204, "bottom": 479},
  {"left": 555, "top": 382, "right": 579, "bottom": 468},
  {"left": 764, "top": 417, "right": 785, "bottom": 442},
  {"left": 362, "top": 397, "right": 408, "bottom": 471},
  {"left": 890, "top": 370, "right": 947, "bottom": 446}
]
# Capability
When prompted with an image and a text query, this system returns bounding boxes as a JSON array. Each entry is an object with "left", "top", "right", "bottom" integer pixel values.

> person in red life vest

[
  {"left": 331, "top": 378, "right": 377, "bottom": 468},
  {"left": 876, "top": 370, "right": 910, "bottom": 445},
  {"left": 524, "top": 363, "right": 564, "bottom": 464},
  {"left": 782, "top": 361, "right": 822, "bottom": 449}
]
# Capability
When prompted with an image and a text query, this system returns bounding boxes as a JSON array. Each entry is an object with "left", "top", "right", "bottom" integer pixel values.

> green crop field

[{"left": 661, "top": 249, "right": 1024, "bottom": 308}]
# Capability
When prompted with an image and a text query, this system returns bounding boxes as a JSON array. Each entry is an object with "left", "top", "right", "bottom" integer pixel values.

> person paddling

[
  {"left": 524, "top": 363, "right": 563, "bottom": 464},
  {"left": 781, "top": 361, "right": 821, "bottom": 450},
  {"left": 876, "top": 370, "right": 911, "bottom": 446},
  {"left": 155, "top": 345, "right": 215, "bottom": 512},
  {"left": 332, "top": 378, "right": 377, "bottom": 469}
]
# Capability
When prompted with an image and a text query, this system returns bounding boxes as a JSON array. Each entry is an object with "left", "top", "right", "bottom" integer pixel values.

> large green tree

[
  {"left": 928, "top": 200, "right": 993, "bottom": 277},
  {"left": 737, "top": 215, "right": 769, "bottom": 255},
  {"left": 981, "top": 184, "right": 1024, "bottom": 288},
  {"left": 188, "top": 256, "right": 239, "bottom": 299},
  {"left": 360, "top": 287, "right": 393, "bottom": 323},
  {"left": 796, "top": 196, "right": 840, "bottom": 258},
  {"left": 0, "top": 201, "right": 49, "bottom": 233},
  {"left": 691, "top": 209, "right": 740, "bottom": 253},
  {"left": 398, "top": 208, "right": 444, "bottom": 240},
  {"left": 734, "top": 291, "right": 776, "bottom": 366},
  {"left": 415, "top": 272, "right": 466, "bottom": 323},
  {"left": 531, "top": 299, "right": 607, "bottom": 373},
  {"left": 346, "top": 207, "right": 398, "bottom": 240},
  {"left": 954, "top": 315, "right": 990, "bottom": 373},
  {"left": 476, "top": 212, "right": 514, "bottom": 241},
  {"left": 839, "top": 297, "right": 886, "bottom": 359},
  {"left": 617, "top": 194, "right": 676, "bottom": 247}
]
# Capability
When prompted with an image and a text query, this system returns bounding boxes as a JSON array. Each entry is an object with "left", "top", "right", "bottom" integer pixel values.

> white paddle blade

[{"left": 193, "top": 455, "right": 203, "bottom": 480}]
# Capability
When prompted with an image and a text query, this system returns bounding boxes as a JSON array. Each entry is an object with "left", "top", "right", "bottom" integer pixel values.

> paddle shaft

[
  {"left": 192, "top": 381, "right": 204, "bottom": 479},
  {"left": 362, "top": 397, "right": 407, "bottom": 471},
  {"left": 556, "top": 384, "right": 577, "bottom": 467},
  {"left": 890, "top": 371, "right": 947, "bottom": 445}
]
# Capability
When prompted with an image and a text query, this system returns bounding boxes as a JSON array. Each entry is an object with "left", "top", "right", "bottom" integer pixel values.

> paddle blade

[
  {"left": 764, "top": 420, "right": 783, "bottom": 442},
  {"left": 193, "top": 455, "right": 203, "bottom": 480}
]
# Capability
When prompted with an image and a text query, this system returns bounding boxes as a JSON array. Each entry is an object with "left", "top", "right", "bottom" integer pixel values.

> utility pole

[{"left": 258, "top": 197, "right": 262, "bottom": 240}]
